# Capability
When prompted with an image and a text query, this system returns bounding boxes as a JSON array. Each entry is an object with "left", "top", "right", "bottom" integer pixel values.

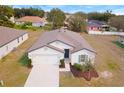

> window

[
  {"left": 79, "top": 55, "right": 88, "bottom": 63},
  {"left": 17, "top": 38, "right": 19, "bottom": 43},
  {"left": 22, "top": 36, "right": 23, "bottom": 40},
  {"left": 6, "top": 46, "right": 8, "bottom": 51}
]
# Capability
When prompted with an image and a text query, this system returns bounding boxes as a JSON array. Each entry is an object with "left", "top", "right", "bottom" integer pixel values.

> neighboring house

[
  {"left": 119, "top": 35, "right": 124, "bottom": 45},
  {"left": 0, "top": 26, "right": 28, "bottom": 59},
  {"left": 15, "top": 16, "right": 47, "bottom": 27},
  {"left": 87, "top": 20, "right": 110, "bottom": 32},
  {"left": 28, "top": 28, "right": 96, "bottom": 71}
]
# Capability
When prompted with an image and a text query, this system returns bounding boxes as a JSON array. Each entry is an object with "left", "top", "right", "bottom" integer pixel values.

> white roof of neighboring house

[
  {"left": 0, "top": 26, "right": 27, "bottom": 47},
  {"left": 16, "top": 16, "right": 47, "bottom": 23},
  {"left": 28, "top": 28, "right": 96, "bottom": 53}
]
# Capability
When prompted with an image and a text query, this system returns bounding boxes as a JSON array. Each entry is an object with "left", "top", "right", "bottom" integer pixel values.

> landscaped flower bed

[{"left": 70, "top": 63, "right": 98, "bottom": 81}]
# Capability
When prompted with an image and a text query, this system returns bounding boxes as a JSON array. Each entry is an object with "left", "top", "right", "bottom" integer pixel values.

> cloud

[
  {"left": 112, "top": 8, "right": 124, "bottom": 15},
  {"left": 86, "top": 6, "right": 93, "bottom": 9}
]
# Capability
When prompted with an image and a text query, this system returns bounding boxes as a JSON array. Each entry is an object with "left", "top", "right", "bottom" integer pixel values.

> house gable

[
  {"left": 71, "top": 49, "right": 96, "bottom": 65},
  {"left": 28, "top": 46, "right": 64, "bottom": 59},
  {"left": 49, "top": 40, "right": 74, "bottom": 50}
]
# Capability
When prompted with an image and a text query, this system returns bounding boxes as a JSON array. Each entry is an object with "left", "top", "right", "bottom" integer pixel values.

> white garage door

[{"left": 32, "top": 55, "right": 59, "bottom": 65}]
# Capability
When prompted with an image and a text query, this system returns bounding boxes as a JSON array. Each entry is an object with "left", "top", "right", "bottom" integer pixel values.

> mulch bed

[{"left": 70, "top": 65, "right": 99, "bottom": 81}]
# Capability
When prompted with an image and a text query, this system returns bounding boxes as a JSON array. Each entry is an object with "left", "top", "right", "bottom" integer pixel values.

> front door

[{"left": 64, "top": 49, "right": 69, "bottom": 58}]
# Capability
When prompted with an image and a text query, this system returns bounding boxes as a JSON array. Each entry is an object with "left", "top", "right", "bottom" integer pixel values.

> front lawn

[{"left": 60, "top": 34, "right": 124, "bottom": 87}]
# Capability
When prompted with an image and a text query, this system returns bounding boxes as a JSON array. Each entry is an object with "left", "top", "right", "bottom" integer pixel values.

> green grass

[
  {"left": 14, "top": 24, "right": 52, "bottom": 31},
  {"left": 107, "top": 62, "right": 119, "bottom": 70},
  {"left": 113, "top": 41, "right": 124, "bottom": 48}
]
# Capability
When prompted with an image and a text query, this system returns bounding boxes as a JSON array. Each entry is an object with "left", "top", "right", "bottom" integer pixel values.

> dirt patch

[{"left": 100, "top": 71, "right": 113, "bottom": 79}]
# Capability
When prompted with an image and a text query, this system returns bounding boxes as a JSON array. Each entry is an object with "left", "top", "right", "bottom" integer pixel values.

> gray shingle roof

[
  {"left": 28, "top": 28, "right": 96, "bottom": 54},
  {"left": 0, "top": 26, "right": 27, "bottom": 47},
  {"left": 88, "top": 20, "right": 108, "bottom": 27}
]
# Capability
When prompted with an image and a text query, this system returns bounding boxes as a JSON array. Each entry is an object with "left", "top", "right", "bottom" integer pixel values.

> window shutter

[{"left": 78, "top": 55, "right": 81, "bottom": 63}]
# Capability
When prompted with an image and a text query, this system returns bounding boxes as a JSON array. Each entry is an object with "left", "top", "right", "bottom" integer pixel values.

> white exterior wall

[
  {"left": 88, "top": 30, "right": 124, "bottom": 35},
  {"left": 16, "top": 21, "right": 45, "bottom": 27},
  {"left": 28, "top": 46, "right": 64, "bottom": 65},
  {"left": 49, "top": 41, "right": 73, "bottom": 50},
  {"left": 71, "top": 49, "right": 95, "bottom": 65},
  {"left": 32, "top": 22, "right": 45, "bottom": 27},
  {"left": 0, "top": 33, "right": 28, "bottom": 59}
]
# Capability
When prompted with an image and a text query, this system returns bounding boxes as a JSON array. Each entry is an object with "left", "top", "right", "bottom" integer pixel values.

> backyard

[
  {"left": 60, "top": 34, "right": 124, "bottom": 87},
  {"left": 0, "top": 30, "right": 124, "bottom": 87}
]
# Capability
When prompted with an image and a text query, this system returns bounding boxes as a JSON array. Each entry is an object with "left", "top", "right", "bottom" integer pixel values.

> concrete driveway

[{"left": 24, "top": 64, "right": 59, "bottom": 87}]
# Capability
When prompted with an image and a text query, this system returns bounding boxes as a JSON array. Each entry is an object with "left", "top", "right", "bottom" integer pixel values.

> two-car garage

[{"left": 25, "top": 47, "right": 64, "bottom": 87}]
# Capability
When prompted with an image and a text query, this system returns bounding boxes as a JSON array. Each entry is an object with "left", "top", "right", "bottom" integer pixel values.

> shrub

[
  {"left": 24, "top": 22, "right": 32, "bottom": 26},
  {"left": 73, "top": 63, "right": 94, "bottom": 72},
  {"left": 19, "top": 54, "right": 32, "bottom": 68},
  {"left": 59, "top": 59, "right": 65, "bottom": 68},
  {"left": 73, "top": 63, "right": 83, "bottom": 71},
  {"left": 42, "top": 24, "right": 53, "bottom": 30},
  {"left": 113, "top": 41, "right": 124, "bottom": 48},
  {"left": 21, "top": 24, "right": 28, "bottom": 29},
  {"left": 83, "top": 63, "right": 94, "bottom": 71}
]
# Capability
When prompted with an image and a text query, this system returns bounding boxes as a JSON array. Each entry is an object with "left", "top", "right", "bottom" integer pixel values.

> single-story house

[
  {"left": 25, "top": 28, "right": 96, "bottom": 87},
  {"left": 119, "top": 35, "right": 124, "bottom": 45},
  {"left": 0, "top": 26, "right": 28, "bottom": 59},
  {"left": 87, "top": 20, "right": 110, "bottom": 32},
  {"left": 28, "top": 28, "right": 96, "bottom": 70},
  {"left": 15, "top": 16, "right": 47, "bottom": 27}
]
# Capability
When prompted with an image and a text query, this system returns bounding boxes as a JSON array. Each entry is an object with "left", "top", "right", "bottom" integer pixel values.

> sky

[{"left": 12, "top": 5, "right": 124, "bottom": 15}]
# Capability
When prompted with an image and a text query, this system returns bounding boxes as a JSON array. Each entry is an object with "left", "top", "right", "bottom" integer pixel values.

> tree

[
  {"left": 109, "top": 16, "right": 124, "bottom": 32},
  {"left": 14, "top": 7, "right": 45, "bottom": 18},
  {"left": 0, "top": 5, "right": 14, "bottom": 27},
  {"left": 88, "top": 10, "right": 115, "bottom": 22},
  {"left": 47, "top": 8, "right": 66, "bottom": 29},
  {"left": 67, "top": 12, "right": 87, "bottom": 32}
]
